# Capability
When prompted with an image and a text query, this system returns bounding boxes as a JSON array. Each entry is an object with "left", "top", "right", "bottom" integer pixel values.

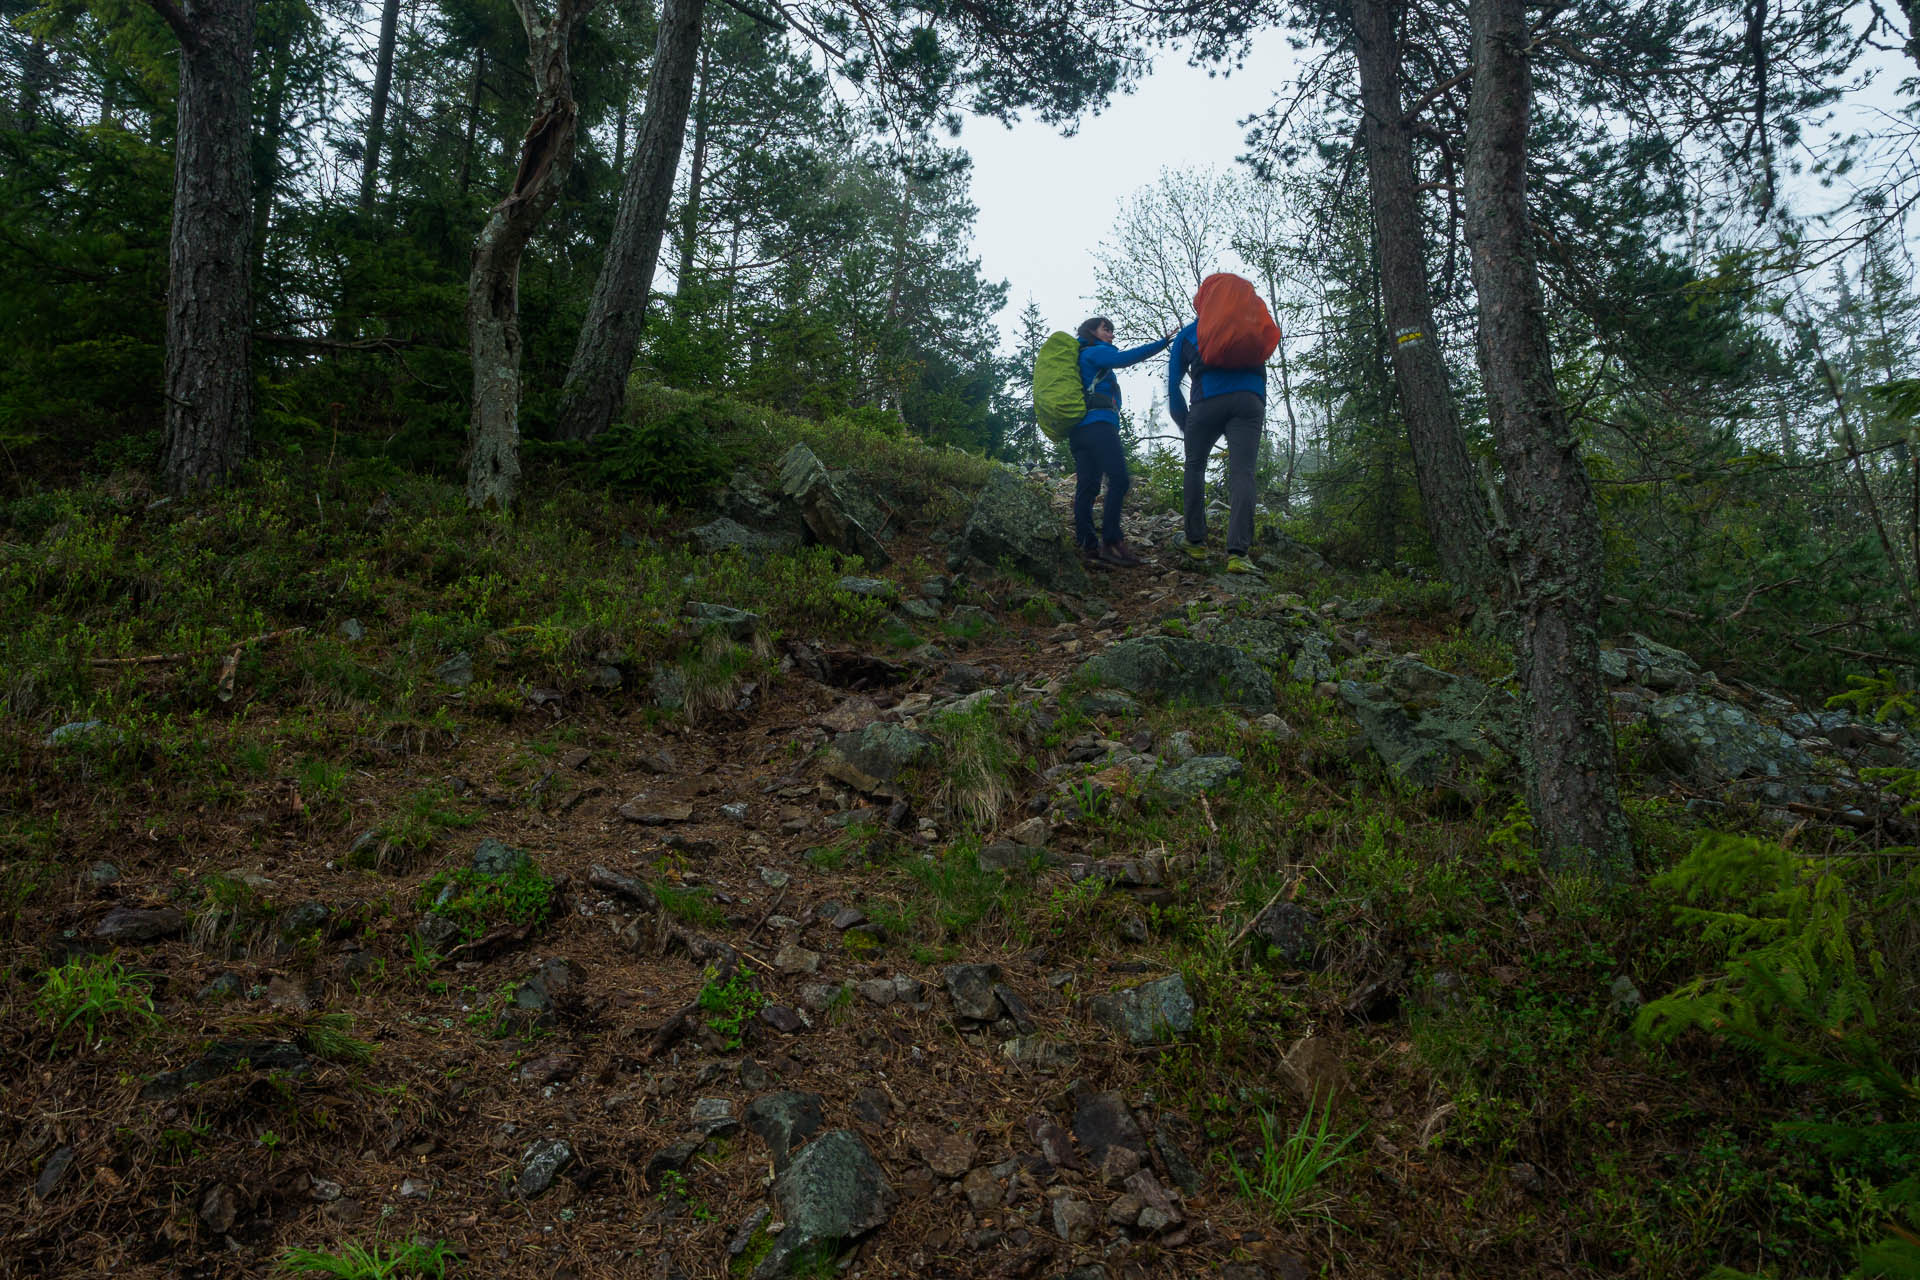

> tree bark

[
  {"left": 357, "top": 0, "right": 402, "bottom": 211},
  {"left": 1464, "top": 0, "right": 1630, "bottom": 879},
  {"left": 154, "top": 0, "right": 255, "bottom": 494},
  {"left": 1351, "top": 0, "right": 1501, "bottom": 602},
  {"left": 552, "top": 0, "right": 706, "bottom": 441},
  {"left": 672, "top": 45, "right": 710, "bottom": 310},
  {"left": 465, "top": 0, "right": 590, "bottom": 510}
]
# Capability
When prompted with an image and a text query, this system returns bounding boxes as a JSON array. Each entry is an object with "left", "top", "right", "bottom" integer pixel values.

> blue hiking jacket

[
  {"left": 1077, "top": 334, "right": 1173, "bottom": 428},
  {"left": 1167, "top": 320, "right": 1268, "bottom": 427}
]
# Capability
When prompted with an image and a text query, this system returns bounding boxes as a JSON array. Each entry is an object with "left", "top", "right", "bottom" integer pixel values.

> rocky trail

[{"left": 11, "top": 445, "right": 1910, "bottom": 1280}]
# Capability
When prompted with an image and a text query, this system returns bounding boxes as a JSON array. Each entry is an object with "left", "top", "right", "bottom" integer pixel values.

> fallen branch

[{"left": 89, "top": 626, "right": 307, "bottom": 667}]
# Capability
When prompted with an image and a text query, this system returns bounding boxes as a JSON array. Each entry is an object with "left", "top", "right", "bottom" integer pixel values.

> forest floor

[{"left": 1, "top": 404, "right": 1914, "bottom": 1280}]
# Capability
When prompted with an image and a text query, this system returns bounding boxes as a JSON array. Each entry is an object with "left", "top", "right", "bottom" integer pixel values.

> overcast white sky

[{"left": 956, "top": 37, "right": 1311, "bottom": 430}]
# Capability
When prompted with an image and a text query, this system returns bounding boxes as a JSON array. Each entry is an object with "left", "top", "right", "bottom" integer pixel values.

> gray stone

[
  {"left": 693, "top": 1097, "right": 740, "bottom": 1137},
  {"left": 34, "top": 1145, "right": 75, "bottom": 1199},
  {"left": 962, "top": 1165, "right": 1003, "bottom": 1210},
  {"left": 1078, "top": 689, "right": 1140, "bottom": 717},
  {"left": 728, "top": 1205, "right": 774, "bottom": 1259},
  {"left": 472, "top": 837, "right": 528, "bottom": 877},
  {"left": 94, "top": 906, "right": 185, "bottom": 942},
  {"left": 1249, "top": 900, "right": 1320, "bottom": 967},
  {"left": 856, "top": 978, "right": 897, "bottom": 1006},
  {"left": 339, "top": 618, "right": 366, "bottom": 641},
  {"left": 956, "top": 470, "right": 1090, "bottom": 591},
  {"left": 778, "top": 442, "right": 890, "bottom": 567},
  {"left": 87, "top": 861, "right": 119, "bottom": 886},
  {"left": 277, "top": 899, "right": 329, "bottom": 941},
  {"left": 798, "top": 983, "right": 847, "bottom": 1013},
  {"left": 1153, "top": 1123, "right": 1205, "bottom": 1196},
  {"left": 690, "top": 517, "right": 788, "bottom": 557},
  {"left": 760, "top": 1130, "right": 897, "bottom": 1278},
  {"left": 774, "top": 943, "right": 821, "bottom": 975},
  {"left": 1128, "top": 1166, "right": 1184, "bottom": 1233},
  {"left": 142, "top": 1040, "right": 309, "bottom": 1100},
  {"left": 45, "top": 720, "right": 116, "bottom": 747},
  {"left": 746, "top": 1091, "right": 826, "bottom": 1169},
  {"left": 1000, "top": 1036, "right": 1076, "bottom": 1072},
  {"left": 943, "top": 963, "right": 1005, "bottom": 1021},
  {"left": 1156, "top": 754, "right": 1244, "bottom": 798},
  {"left": 835, "top": 576, "right": 899, "bottom": 602},
  {"left": 646, "top": 1138, "right": 704, "bottom": 1187},
  {"left": 979, "top": 841, "right": 1048, "bottom": 873},
  {"left": 1647, "top": 692, "right": 1817, "bottom": 793},
  {"left": 1071, "top": 1091, "right": 1148, "bottom": 1164},
  {"left": 649, "top": 664, "right": 688, "bottom": 710},
  {"left": 517, "top": 1138, "right": 574, "bottom": 1198},
  {"left": 1051, "top": 1194, "right": 1099, "bottom": 1244},
  {"left": 1338, "top": 659, "right": 1519, "bottom": 787},
  {"left": 1079, "top": 637, "right": 1274, "bottom": 709},
  {"left": 901, "top": 599, "right": 938, "bottom": 621},
  {"left": 1090, "top": 974, "right": 1196, "bottom": 1046},
  {"left": 1290, "top": 631, "right": 1337, "bottom": 683},
  {"left": 685, "top": 601, "right": 762, "bottom": 641},
  {"left": 760, "top": 1004, "right": 807, "bottom": 1034},
  {"left": 434, "top": 651, "right": 474, "bottom": 687},
  {"left": 832, "top": 723, "right": 934, "bottom": 783},
  {"left": 197, "top": 973, "right": 242, "bottom": 1001}
]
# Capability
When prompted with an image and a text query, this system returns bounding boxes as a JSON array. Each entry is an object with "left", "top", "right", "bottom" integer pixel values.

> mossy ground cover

[{"left": 0, "top": 395, "right": 1913, "bottom": 1278}]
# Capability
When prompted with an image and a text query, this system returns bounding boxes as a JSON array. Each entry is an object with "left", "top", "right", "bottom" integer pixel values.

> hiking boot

[
  {"left": 1079, "top": 543, "right": 1104, "bottom": 567},
  {"left": 1180, "top": 543, "right": 1210, "bottom": 565},
  {"left": 1225, "top": 554, "right": 1258, "bottom": 574},
  {"left": 1100, "top": 541, "right": 1146, "bottom": 568}
]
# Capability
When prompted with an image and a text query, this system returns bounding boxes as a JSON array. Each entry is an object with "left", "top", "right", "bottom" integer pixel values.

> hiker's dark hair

[{"left": 1077, "top": 317, "right": 1112, "bottom": 343}]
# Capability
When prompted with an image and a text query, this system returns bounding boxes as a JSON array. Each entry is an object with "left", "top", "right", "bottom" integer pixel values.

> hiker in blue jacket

[
  {"left": 1167, "top": 318, "right": 1267, "bottom": 573},
  {"left": 1074, "top": 316, "right": 1173, "bottom": 568}
]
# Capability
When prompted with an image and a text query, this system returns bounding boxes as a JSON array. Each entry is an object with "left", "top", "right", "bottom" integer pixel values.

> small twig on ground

[
  {"left": 745, "top": 885, "right": 788, "bottom": 941},
  {"left": 89, "top": 625, "right": 307, "bottom": 666},
  {"left": 1227, "top": 878, "right": 1297, "bottom": 954}
]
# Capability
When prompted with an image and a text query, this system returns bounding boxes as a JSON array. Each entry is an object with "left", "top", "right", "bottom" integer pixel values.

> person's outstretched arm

[
  {"left": 1167, "top": 321, "right": 1195, "bottom": 429},
  {"left": 1085, "top": 332, "right": 1173, "bottom": 373}
]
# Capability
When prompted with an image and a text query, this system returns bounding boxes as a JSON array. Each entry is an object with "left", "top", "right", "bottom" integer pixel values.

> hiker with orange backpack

[
  {"left": 1168, "top": 274, "right": 1280, "bottom": 574},
  {"left": 1068, "top": 316, "right": 1173, "bottom": 568}
]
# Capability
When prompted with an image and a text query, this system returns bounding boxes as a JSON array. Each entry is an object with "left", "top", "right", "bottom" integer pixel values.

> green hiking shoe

[
  {"left": 1180, "top": 543, "right": 1210, "bottom": 564},
  {"left": 1225, "top": 554, "right": 1258, "bottom": 574}
]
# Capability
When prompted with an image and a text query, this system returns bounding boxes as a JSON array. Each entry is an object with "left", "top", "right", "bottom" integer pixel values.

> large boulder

[
  {"left": 1647, "top": 692, "right": 1817, "bottom": 799},
  {"left": 956, "top": 470, "right": 1089, "bottom": 591},
  {"left": 1339, "top": 658, "right": 1518, "bottom": 787},
  {"left": 1600, "top": 633, "right": 1702, "bottom": 691},
  {"left": 1079, "top": 636, "right": 1274, "bottom": 709},
  {"left": 753, "top": 1130, "right": 897, "bottom": 1278},
  {"left": 778, "top": 443, "right": 889, "bottom": 568}
]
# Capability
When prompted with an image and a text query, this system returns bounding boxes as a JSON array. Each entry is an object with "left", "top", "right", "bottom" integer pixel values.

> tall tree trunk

[
  {"left": 1351, "top": 0, "right": 1500, "bottom": 601},
  {"left": 1464, "top": 0, "right": 1630, "bottom": 879},
  {"left": 152, "top": 0, "right": 255, "bottom": 493},
  {"left": 357, "top": 0, "right": 402, "bottom": 211},
  {"left": 253, "top": 17, "right": 291, "bottom": 327},
  {"left": 465, "top": 0, "right": 590, "bottom": 510},
  {"left": 553, "top": 0, "right": 705, "bottom": 441},
  {"left": 672, "top": 46, "right": 709, "bottom": 310},
  {"left": 16, "top": 36, "right": 50, "bottom": 130},
  {"left": 457, "top": 48, "right": 484, "bottom": 196}
]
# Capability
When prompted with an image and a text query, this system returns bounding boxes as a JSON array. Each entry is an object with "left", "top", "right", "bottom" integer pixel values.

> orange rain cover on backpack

[{"left": 1193, "top": 272, "right": 1280, "bottom": 368}]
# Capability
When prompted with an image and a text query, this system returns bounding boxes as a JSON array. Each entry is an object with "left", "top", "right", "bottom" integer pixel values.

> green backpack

[{"left": 1033, "top": 331, "right": 1090, "bottom": 443}]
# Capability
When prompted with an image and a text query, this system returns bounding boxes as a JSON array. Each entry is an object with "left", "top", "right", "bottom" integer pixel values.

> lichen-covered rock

[
  {"left": 1647, "top": 692, "right": 1816, "bottom": 797},
  {"left": 1080, "top": 637, "right": 1274, "bottom": 709},
  {"left": 831, "top": 723, "right": 934, "bottom": 782},
  {"left": 1156, "top": 754, "right": 1244, "bottom": 798},
  {"left": 1339, "top": 658, "right": 1518, "bottom": 787},
  {"left": 1090, "top": 974, "right": 1196, "bottom": 1045},
  {"left": 956, "top": 470, "right": 1089, "bottom": 591},
  {"left": 778, "top": 442, "right": 889, "bottom": 567},
  {"left": 756, "top": 1130, "right": 897, "bottom": 1279}
]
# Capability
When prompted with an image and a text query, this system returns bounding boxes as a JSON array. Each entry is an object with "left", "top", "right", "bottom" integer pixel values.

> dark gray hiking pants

[{"left": 1182, "top": 391, "right": 1265, "bottom": 554}]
